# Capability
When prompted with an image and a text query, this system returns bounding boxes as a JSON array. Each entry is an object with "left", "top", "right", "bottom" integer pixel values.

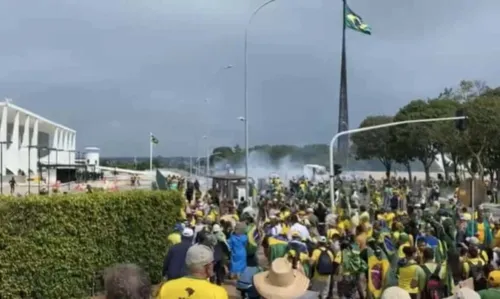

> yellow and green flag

[{"left": 345, "top": 4, "right": 371, "bottom": 35}]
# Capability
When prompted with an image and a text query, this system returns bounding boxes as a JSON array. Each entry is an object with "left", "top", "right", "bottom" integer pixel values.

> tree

[
  {"left": 461, "top": 92, "right": 500, "bottom": 178},
  {"left": 351, "top": 115, "right": 394, "bottom": 178},
  {"left": 426, "top": 97, "right": 460, "bottom": 181},
  {"left": 391, "top": 100, "right": 437, "bottom": 183}
]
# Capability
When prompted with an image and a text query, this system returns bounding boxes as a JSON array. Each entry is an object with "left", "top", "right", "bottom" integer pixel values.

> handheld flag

[
  {"left": 155, "top": 169, "right": 167, "bottom": 190},
  {"left": 367, "top": 248, "right": 390, "bottom": 299},
  {"left": 150, "top": 134, "right": 159, "bottom": 144},
  {"left": 345, "top": 4, "right": 371, "bottom": 35}
]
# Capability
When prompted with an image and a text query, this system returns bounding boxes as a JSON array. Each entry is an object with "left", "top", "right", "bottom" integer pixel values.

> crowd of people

[{"left": 101, "top": 175, "right": 500, "bottom": 299}]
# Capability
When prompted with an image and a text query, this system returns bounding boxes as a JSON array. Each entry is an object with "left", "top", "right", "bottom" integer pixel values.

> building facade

[{"left": 0, "top": 101, "right": 76, "bottom": 176}]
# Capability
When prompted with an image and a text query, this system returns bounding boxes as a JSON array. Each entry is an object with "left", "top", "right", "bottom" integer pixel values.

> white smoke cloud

[{"left": 213, "top": 150, "right": 305, "bottom": 181}]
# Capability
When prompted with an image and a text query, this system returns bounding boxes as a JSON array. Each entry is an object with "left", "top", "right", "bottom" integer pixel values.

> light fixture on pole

[{"left": 243, "top": 0, "right": 276, "bottom": 205}]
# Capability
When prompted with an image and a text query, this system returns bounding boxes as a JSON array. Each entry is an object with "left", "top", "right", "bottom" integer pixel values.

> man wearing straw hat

[{"left": 253, "top": 257, "right": 319, "bottom": 299}]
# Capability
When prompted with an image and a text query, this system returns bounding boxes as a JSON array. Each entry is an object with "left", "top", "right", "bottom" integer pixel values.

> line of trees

[
  {"left": 102, "top": 80, "right": 500, "bottom": 183},
  {"left": 351, "top": 80, "right": 500, "bottom": 182}
]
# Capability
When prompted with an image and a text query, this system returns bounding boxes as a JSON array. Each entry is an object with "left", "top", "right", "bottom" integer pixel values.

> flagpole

[
  {"left": 149, "top": 132, "right": 153, "bottom": 172},
  {"left": 337, "top": 0, "right": 349, "bottom": 165}
]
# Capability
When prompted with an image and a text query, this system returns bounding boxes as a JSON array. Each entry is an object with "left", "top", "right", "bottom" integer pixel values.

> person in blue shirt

[{"left": 236, "top": 255, "right": 262, "bottom": 299}]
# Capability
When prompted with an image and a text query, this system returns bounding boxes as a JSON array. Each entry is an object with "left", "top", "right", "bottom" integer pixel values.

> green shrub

[{"left": 0, "top": 190, "right": 183, "bottom": 299}]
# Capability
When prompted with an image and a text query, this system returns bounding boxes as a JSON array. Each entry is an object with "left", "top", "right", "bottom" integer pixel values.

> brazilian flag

[
  {"left": 345, "top": 4, "right": 371, "bottom": 35},
  {"left": 247, "top": 223, "right": 261, "bottom": 256},
  {"left": 379, "top": 232, "right": 396, "bottom": 258},
  {"left": 267, "top": 236, "right": 289, "bottom": 262},
  {"left": 155, "top": 169, "right": 167, "bottom": 190},
  {"left": 367, "top": 248, "right": 391, "bottom": 299}
]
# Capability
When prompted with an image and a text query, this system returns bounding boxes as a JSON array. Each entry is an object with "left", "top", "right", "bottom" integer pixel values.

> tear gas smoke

[{"left": 212, "top": 150, "right": 305, "bottom": 182}]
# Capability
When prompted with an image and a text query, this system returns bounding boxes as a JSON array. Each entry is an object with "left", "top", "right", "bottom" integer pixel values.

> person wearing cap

[
  {"left": 167, "top": 223, "right": 184, "bottom": 246},
  {"left": 157, "top": 244, "right": 229, "bottom": 299},
  {"left": 253, "top": 257, "right": 317, "bottom": 299},
  {"left": 449, "top": 287, "right": 480, "bottom": 299},
  {"left": 162, "top": 227, "right": 194, "bottom": 280},
  {"left": 478, "top": 270, "right": 500, "bottom": 299},
  {"left": 286, "top": 230, "right": 310, "bottom": 277}
]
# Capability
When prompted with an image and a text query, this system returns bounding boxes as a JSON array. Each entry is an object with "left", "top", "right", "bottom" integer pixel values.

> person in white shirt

[
  {"left": 288, "top": 215, "right": 310, "bottom": 241},
  {"left": 269, "top": 216, "right": 282, "bottom": 236}
]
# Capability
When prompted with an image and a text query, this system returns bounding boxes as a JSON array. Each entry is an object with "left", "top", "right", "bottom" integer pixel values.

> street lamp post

[
  {"left": 26, "top": 144, "right": 39, "bottom": 194},
  {"left": 244, "top": 0, "right": 276, "bottom": 205},
  {"left": 328, "top": 115, "right": 467, "bottom": 210},
  {"left": 0, "top": 141, "right": 12, "bottom": 195},
  {"left": 45, "top": 147, "right": 55, "bottom": 192},
  {"left": 68, "top": 149, "right": 76, "bottom": 191}
]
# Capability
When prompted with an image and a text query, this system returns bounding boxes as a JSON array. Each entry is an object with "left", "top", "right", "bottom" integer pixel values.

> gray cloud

[{"left": 0, "top": 0, "right": 498, "bottom": 156}]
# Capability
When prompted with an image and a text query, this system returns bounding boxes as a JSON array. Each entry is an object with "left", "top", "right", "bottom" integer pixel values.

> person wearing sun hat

[
  {"left": 381, "top": 286, "right": 411, "bottom": 299},
  {"left": 478, "top": 270, "right": 500, "bottom": 299},
  {"left": 253, "top": 257, "right": 317, "bottom": 299},
  {"left": 445, "top": 287, "right": 480, "bottom": 299}
]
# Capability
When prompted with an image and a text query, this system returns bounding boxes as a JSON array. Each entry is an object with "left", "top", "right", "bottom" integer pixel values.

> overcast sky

[{"left": 0, "top": 0, "right": 498, "bottom": 157}]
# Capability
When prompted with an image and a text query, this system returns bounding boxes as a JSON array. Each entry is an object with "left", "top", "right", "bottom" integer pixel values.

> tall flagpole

[
  {"left": 149, "top": 132, "right": 153, "bottom": 172},
  {"left": 337, "top": 0, "right": 349, "bottom": 166}
]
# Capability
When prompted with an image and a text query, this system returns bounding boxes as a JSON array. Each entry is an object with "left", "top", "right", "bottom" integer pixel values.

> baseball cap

[
  {"left": 488, "top": 270, "right": 500, "bottom": 287},
  {"left": 182, "top": 227, "right": 194, "bottom": 237},
  {"left": 185, "top": 244, "right": 214, "bottom": 267},
  {"left": 174, "top": 223, "right": 184, "bottom": 232}
]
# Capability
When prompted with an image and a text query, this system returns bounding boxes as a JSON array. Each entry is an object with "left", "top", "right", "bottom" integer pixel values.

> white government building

[{"left": 0, "top": 100, "right": 76, "bottom": 178}]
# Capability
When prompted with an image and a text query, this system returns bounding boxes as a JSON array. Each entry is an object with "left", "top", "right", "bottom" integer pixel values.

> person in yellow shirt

[
  {"left": 206, "top": 204, "right": 219, "bottom": 223},
  {"left": 397, "top": 233, "right": 412, "bottom": 259},
  {"left": 360, "top": 214, "right": 372, "bottom": 238},
  {"left": 461, "top": 207, "right": 472, "bottom": 221},
  {"left": 494, "top": 221, "right": 500, "bottom": 248},
  {"left": 157, "top": 244, "right": 229, "bottom": 299},
  {"left": 397, "top": 246, "right": 425, "bottom": 298},
  {"left": 384, "top": 210, "right": 396, "bottom": 229},
  {"left": 462, "top": 245, "right": 486, "bottom": 279},
  {"left": 309, "top": 236, "right": 335, "bottom": 299},
  {"left": 337, "top": 215, "right": 351, "bottom": 236},
  {"left": 327, "top": 220, "right": 341, "bottom": 241}
]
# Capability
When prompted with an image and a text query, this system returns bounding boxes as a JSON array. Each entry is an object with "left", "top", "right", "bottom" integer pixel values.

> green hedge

[{"left": 0, "top": 190, "right": 183, "bottom": 299}]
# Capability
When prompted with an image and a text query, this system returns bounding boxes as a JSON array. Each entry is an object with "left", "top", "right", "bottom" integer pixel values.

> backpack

[
  {"left": 422, "top": 264, "right": 444, "bottom": 299},
  {"left": 467, "top": 260, "right": 487, "bottom": 291},
  {"left": 316, "top": 248, "right": 334, "bottom": 275},
  {"left": 342, "top": 248, "right": 368, "bottom": 275}
]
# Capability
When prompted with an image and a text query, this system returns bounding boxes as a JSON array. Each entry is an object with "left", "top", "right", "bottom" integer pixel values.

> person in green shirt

[{"left": 478, "top": 270, "right": 500, "bottom": 299}]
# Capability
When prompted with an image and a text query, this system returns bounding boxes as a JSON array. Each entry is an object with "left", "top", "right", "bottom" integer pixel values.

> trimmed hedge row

[{"left": 0, "top": 190, "right": 183, "bottom": 299}]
